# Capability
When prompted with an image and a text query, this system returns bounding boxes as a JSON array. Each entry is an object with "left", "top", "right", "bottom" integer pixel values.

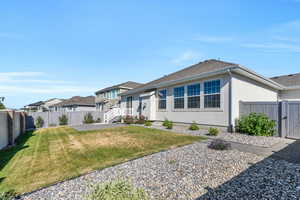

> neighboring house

[
  {"left": 271, "top": 73, "right": 300, "bottom": 101},
  {"left": 24, "top": 101, "right": 45, "bottom": 112},
  {"left": 95, "top": 81, "right": 143, "bottom": 112},
  {"left": 24, "top": 98, "right": 64, "bottom": 112},
  {"left": 50, "top": 96, "right": 96, "bottom": 112},
  {"left": 44, "top": 98, "right": 64, "bottom": 111},
  {"left": 119, "top": 59, "right": 298, "bottom": 131}
]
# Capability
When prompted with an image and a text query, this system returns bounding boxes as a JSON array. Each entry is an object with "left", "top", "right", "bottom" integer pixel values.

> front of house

[{"left": 120, "top": 59, "right": 298, "bottom": 131}]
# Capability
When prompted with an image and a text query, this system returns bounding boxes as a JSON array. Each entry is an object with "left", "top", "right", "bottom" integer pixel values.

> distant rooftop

[
  {"left": 52, "top": 96, "right": 95, "bottom": 107},
  {"left": 95, "top": 81, "right": 143, "bottom": 94},
  {"left": 271, "top": 73, "right": 300, "bottom": 87}
]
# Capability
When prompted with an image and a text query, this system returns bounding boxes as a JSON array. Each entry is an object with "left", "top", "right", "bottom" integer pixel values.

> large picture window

[
  {"left": 126, "top": 96, "right": 133, "bottom": 108},
  {"left": 174, "top": 86, "right": 185, "bottom": 109},
  {"left": 158, "top": 89, "right": 167, "bottom": 109},
  {"left": 204, "top": 80, "right": 221, "bottom": 108},
  {"left": 187, "top": 83, "right": 200, "bottom": 108}
]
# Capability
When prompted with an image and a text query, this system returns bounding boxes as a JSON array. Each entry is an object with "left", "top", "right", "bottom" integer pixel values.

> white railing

[{"left": 103, "top": 107, "right": 122, "bottom": 124}]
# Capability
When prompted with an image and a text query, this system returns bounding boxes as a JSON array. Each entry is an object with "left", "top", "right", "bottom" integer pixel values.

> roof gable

[
  {"left": 95, "top": 81, "right": 143, "bottom": 94},
  {"left": 271, "top": 73, "right": 300, "bottom": 87}
]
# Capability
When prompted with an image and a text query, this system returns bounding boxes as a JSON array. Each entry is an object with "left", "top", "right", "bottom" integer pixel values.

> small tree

[
  {"left": 83, "top": 113, "right": 94, "bottom": 124},
  {"left": 59, "top": 114, "right": 68, "bottom": 125},
  {"left": 35, "top": 116, "right": 44, "bottom": 128},
  {"left": 0, "top": 102, "right": 5, "bottom": 110}
]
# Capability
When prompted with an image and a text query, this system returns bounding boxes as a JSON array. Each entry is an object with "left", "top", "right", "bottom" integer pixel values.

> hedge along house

[{"left": 120, "top": 59, "right": 286, "bottom": 131}]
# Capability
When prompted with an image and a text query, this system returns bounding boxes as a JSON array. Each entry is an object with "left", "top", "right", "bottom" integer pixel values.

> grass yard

[{"left": 0, "top": 126, "right": 204, "bottom": 194}]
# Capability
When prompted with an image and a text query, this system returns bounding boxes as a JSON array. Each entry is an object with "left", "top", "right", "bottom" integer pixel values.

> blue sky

[{"left": 1, "top": 0, "right": 300, "bottom": 108}]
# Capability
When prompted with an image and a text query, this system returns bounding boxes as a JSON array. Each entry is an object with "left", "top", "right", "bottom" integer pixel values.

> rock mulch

[
  {"left": 21, "top": 141, "right": 300, "bottom": 200},
  {"left": 147, "top": 123, "right": 290, "bottom": 148}
]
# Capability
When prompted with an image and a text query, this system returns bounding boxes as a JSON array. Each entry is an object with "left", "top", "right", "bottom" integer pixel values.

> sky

[{"left": 1, "top": 0, "right": 300, "bottom": 108}]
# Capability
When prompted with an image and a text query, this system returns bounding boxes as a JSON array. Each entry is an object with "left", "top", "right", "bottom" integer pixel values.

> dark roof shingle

[
  {"left": 53, "top": 96, "right": 95, "bottom": 107},
  {"left": 270, "top": 73, "right": 300, "bottom": 87},
  {"left": 128, "top": 59, "right": 238, "bottom": 92}
]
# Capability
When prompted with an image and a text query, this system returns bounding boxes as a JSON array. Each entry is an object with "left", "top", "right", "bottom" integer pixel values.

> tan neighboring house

[
  {"left": 119, "top": 59, "right": 300, "bottom": 131},
  {"left": 50, "top": 96, "right": 96, "bottom": 112},
  {"left": 95, "top": 81, "right": 143, "bottom": 112}
]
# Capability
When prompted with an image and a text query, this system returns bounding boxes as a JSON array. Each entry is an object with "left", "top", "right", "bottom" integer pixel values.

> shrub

[
  {"left": 166, "top": 121, "right": 173, "bottom": 129},
  {"left": 189, "top": 122, "right": 200, "bottom": 131},
  {"left": 35, "top": 116, "right": 44, "bottom": 128},
  {"left": 95, "top": 118, "right": 102, "bottom": 123},
  {"left": 208, "top": 127, "right": 219, "bottom": 136},
  {"left": 123, "top": 115, "right": 134, "bottom": 124},
  {"left": 144, "top": 120, "right": 152, "bottom": 126},
  {"left": 236, "top": 113, "right": 276, "bottom": 136},
  {"left": 59, "top": 114, "right": 68, "bottom": 125},
  {"left": 162, "top": 119, "right": 170, "bottom": 127},
  {"left": 0, "top": 191, "right": 16, "bottom": 200},
  {"left": 135, "top": 115, "right": 146, "bottom": 124},
  {"left": 49, "top": 123, "right": 57, "bottom": 127},
  {"left": 83, "top": 113, "right": 94, "bottom": 124},
  {"left": 86, "top": 179, "right": 149, "bottom": 200},
  {"left": 208, "top": 139, "right": 232, "bottom": 151}
]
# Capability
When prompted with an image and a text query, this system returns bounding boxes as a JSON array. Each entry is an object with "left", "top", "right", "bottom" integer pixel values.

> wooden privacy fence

[
  {"left": 26, "top": 111, "right": 104, "bottom": 129},
  {"left": 0, "top": 110, "right": 26, "bottom": 149},
  {"left": 240, "top": 101, "right": 300, "bottom": 139}
]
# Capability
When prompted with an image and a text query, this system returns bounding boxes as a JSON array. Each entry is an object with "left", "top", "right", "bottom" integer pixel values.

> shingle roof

[
  {"left": 27, "top": 101, "right": 44, "bottom": 106},
  {"left": 95, "top": 81, "right": 143, "bottom": 94},
  {"left": 270, "top": 73, "right": 300, "bottom": 87},
  {"left": 52, "top": 96, "right": 95, "bottom": 107},
  {"left": 126, "top": 59, "right": 238, "bottom": 93}
]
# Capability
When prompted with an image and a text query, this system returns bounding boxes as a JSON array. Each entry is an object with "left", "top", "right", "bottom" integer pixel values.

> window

[
  {"left": 126, "top": 96, "right": 133, "bottom": 108},
  {"left": 158, "top": 89, "right": 167, "bottom": 109},
  {"left": 187, "top": 83, "right": 200, "bottom": 108},
  {"left": 174, "top": 86, "right": 185, "bottom": 109},
  {"left": 204, "top": 80, "right": 221, "bottom": 108}
]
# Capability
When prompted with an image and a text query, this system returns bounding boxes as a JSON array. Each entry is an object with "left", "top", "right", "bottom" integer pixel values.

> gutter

[{"left": 227, "top": 69, "right": 234, "bottom": 132}]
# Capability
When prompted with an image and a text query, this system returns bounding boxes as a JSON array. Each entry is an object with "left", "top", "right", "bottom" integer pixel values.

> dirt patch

[
  {"left": 68, "top": 134, "right": 84, "bottom": 150},
  {"left": 80, "top": 132, "right": 146, "bottom": 149}
]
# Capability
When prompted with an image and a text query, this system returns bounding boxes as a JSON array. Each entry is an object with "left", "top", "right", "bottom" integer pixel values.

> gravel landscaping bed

[
  {"left": 147, "top": 123, "right": 289, "bottom": 148},
  {"left": 21, "top": 141, "right": 300, "bottom": 200}
]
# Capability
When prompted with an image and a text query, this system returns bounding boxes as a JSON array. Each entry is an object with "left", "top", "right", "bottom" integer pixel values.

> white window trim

[
  {"left": 187, "top": 82, "right": 201, "bottom": 109},
  {"left": 158, "top": 89, "right": 167, "bottom": 111},
  {"left": 173, "top": 85, "right": 186, "bottom": 110},
  {"left": 203, "top": 79, "right": 222, "bottom": 109}
]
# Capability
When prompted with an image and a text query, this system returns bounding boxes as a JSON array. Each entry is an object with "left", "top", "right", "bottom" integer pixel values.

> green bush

[
  {"left": 95, "top": 118, "right": 102, "bottom": 123},
  {"left": 35, "top": 116, "right": 44, "bottom": 128},
  {"left": 189, "top": 122, "right": 200, "bottom": 131},
  {"left": 162, "top": 119, "right": 170, "bottom": 127},
  {"left": 208, "top": 127, "right": 219, "bottom": 136},
  {"left": 236, "top": 113, "right": 276, "bottom": 136},
  {"left": 0, "top": 190, "right": 15, "bottom": 200},
  {"left": 59, "top": 114, "right": 68, "bottom": 125},
  {"left": 166, "top": 121, "right": 173, "bottom": 129},
  {"left": 83, "top": 113, "right": 94, "bottom": 124},
  {"left": 144, "top": 120, "right": 152, "bottom": 126},
  {"left": 86, "top": 179, "right": 149, "bottom": 200}
]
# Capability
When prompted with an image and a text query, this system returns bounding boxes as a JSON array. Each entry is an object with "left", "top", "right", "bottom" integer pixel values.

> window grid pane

[
  {"left": 204, "top": 94, "right": 220, "bottom": 108},
  {"left": 158, "top": 89, "right": 167, "bottom": 109},
  {"left": 204, "top": 80, "right": 220, "bottom": 94},
  {"left": 174, "top": 87, "right": 184, "bottom": 98},
  {"left": 174, "top": 98, "right": 184, "bottom": 109},
  {"left": 188, "top": 84, "right": 200, "bottom": 96},
  {"left": 159, "top": 100, "right": 166, "bottom": 109},
  {"left": 188, "top": 96, "right": 200, "bottom": 108}
]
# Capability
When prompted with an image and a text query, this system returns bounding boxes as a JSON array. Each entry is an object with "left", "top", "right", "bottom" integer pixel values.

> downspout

[{"left": 227, "top": 69, "right": 233, "bottom": 132}]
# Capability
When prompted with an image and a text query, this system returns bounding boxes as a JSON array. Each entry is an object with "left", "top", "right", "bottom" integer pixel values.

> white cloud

[
  {"left": 171, "top": 50, "right": 204, "bottom": 65},
  {"left": 193, "top": 35, "right": 233, "bottom": 43}
]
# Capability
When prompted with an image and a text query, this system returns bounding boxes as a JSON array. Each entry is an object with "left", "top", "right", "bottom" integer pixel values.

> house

[
  {"left": 24, "top": 98, "right": 64, "bottom": 112},
  {"left": 95, "top": 81, "right": 143, "bottom": 112},
  {"left": 44, "top": 98, "right": 64, "bottom": 111},
  {"left": 24, "top": 101, "right": 45, "bottom": 112},
  {"left": 50, "top": 96, "right": 96, "bottom": 112},
  {"left": 271, "top": 73, "right": 300, "bottom": 101},
  {"left": 119, "top": 59, "right": 295, "bottom": 131}
]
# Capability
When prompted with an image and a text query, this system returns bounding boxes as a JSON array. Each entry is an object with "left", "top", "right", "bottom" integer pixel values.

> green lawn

[{"left": 0, "top": 126, "right": 204, "bottom": 194}]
